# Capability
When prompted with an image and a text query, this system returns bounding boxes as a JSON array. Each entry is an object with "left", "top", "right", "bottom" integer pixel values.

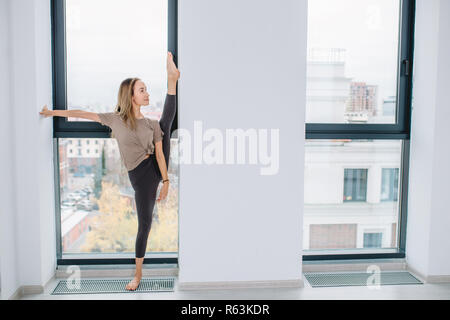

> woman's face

[{"left": 132, "top": 80, "right": 150, "bottom": 106}]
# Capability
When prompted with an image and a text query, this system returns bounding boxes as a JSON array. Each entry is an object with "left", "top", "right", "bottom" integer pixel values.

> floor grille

[
  {"left": 51, "top": 277, "right": 175, "bottom": 295},
  {"left": 304, "top": 271, "right": 423, "bottom": 288}
]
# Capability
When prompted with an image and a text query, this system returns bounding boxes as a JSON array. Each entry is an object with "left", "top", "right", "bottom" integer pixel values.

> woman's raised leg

[
  {"left": 157, "top": 51, "right": 179, "bottom": 167},
  {"left": 159, "top": 93, "right": 177, "bottom": 166}
]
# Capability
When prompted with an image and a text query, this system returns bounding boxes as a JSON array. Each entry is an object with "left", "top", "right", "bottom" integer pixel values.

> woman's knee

[{"left": 138, "top": 220, "right": 152, "bottom": 233}]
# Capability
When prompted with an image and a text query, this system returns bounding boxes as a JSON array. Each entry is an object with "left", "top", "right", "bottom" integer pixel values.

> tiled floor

[{"left": 20, "top": 276, "right": 450, "bottom": 300}]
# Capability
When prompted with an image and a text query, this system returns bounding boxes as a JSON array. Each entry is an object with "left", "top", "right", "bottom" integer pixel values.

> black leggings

[{"left": 127, "top": 94, "right": 176, "bottom": 258}]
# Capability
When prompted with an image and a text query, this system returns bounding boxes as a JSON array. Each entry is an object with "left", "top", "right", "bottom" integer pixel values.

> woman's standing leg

[
  {"left": 134, "top": 179, "right": 160, "bottom": 258},
  {"left": 126, "top": 161, "right": 160, "bottom": 291}
]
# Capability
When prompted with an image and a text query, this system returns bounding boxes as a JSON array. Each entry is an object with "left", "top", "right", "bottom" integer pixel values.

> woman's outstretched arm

[{"left": 39, "top": 105, "right": 101, "bottom": 123}]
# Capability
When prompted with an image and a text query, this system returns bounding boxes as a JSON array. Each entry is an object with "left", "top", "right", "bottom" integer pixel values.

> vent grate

[
  {"left": 304, "top": 271, "right": 423, "bottom": 288},
  {"left": 51, "top": 277, "right": 175, "bottom": 295}
]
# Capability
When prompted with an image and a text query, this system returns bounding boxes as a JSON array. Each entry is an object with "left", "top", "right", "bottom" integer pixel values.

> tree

[
  {"left": 148, "top": 183, "right": 179, "bottom": 252},
  {"left": 81, "top": 181, "right": 137, "bottom": 253},
  {"left": 81, "top": 180, "right": 179, "bottom": 254},
  {"left": 93, "top": 144, "right": 106, "bottom": 198}
]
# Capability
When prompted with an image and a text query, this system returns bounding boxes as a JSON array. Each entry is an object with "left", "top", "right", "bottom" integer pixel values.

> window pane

[
  {"left": 310, "top": 224, "right": 357, "bottom": 249},
  {"left": 363, "top": 232, "right": 383, "bottom": 248},
  {"left": 304, "top": 139, "right": 402, "bottom": 251},
  {"left": 306, "top": 0, "right": 400, "bottom": 123},
  {"left": 344, "top": 169, "right": 368, "bottom": 202},
  {"left": 65, "top": 0, "right": 168, "bottom": 119},
  {"left": 381, "top": 168, "right": 399, "bottom": 201},
  {"left": 58, "top": 137, "right": 179, "bottom": 255}
]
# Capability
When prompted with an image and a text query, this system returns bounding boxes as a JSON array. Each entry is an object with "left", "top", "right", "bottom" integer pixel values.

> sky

[
  {"left": 66, "top": 0, "right": 168, "bottom": 114},
  {"left": 307, "top": 0, "right": 401, "bottom": 110}
]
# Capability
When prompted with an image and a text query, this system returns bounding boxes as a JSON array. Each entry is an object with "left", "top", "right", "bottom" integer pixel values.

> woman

[{"left": 40, "top": 52, "right": 180, "bottom": 291}]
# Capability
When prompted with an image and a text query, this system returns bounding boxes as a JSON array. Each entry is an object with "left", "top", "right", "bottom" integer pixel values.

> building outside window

[
  {"left": 381, "top": 168, "right": 399, "bottom": 201},
  {"left": 305, "top": 140, "right": 402, "bottom": 251},
  {"left": 343, "top": 168, "right": 368, "bottom": 202},
  {"left": 363, "top": 232, "right": 383, "bottom": 248},
  {"left": 303, "top": 0, "right": 414, "bottom": 259}
]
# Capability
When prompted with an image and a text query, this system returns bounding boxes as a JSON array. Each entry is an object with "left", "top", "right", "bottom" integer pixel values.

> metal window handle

[{"left": 404, "top": 59, "right": 410, "bottom": 76}]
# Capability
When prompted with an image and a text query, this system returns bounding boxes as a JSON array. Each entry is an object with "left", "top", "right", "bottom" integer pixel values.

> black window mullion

[
  {"left": 51, "top": 0, "right": 68, "bottom": 136},
  {"left": 396, "top": 0, "right": 415, "bottom": 139},
  {"left": 306, "top": 132, "right": 409, "bottom": 140},
  {"left": 168, "top": 0, "right": 178, "bottom": 134},
  {"left": 306, "top": 123, "right": 407, "bottom": 136}
]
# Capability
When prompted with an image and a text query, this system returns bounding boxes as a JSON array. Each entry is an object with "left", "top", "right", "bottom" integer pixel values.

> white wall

[
  {"left": 427, "top": 0, "right": 450, "bottom": 277},
  {"left": 177, "top": 0, "right": 306, "bottom": 286},
  {"left": 34, "top": 0, "right": 57, "bottom": 288},
  {"left": 0, "top": 0, "right": 20, "bottom": 300},
  {"left": 0, "top": 0, "right": 55, "bottom": 299},
  {"left": 406, "top": 0, "right": 450, "bottom": 279}
]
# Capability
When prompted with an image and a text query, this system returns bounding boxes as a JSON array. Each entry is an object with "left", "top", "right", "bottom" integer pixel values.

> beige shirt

[{"left": 97, "top": 112, "right": 164, "bottom": 171}]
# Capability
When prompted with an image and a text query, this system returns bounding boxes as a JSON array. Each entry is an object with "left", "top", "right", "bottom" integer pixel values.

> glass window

[
  {"left": 55, "top": 0, "right": 177, "bottom": 260},
  {"left": 381, "top": 168, "right": 399, "bottom": 201},
  {"left": 58, "top": 138, "right": 179, "bottom": 255},
  {"left": 65, "top": 0, "right": 168, "bottom": 120},
  {"left": 306, "top": 0, "right": 401, "bottom": 124},
  {"left": 363, "top": 232, "right": 383, "bottom": 248},
  {"left": 344, "top": 169, "right": 368, "bottom": 202},
  {"left": 310, "top": 224, "right": 357, "bottom": 249},
  {"left": 303, "top": 139, "right": 402, "bottom": 251}
]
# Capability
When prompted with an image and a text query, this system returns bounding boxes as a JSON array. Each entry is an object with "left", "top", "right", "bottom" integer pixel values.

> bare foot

[
  {"left": 125, "top": 275, "right": 142, "bottom": 291},
  {"left": 167, "top": 51, "right": 180, "bottom": 82}
]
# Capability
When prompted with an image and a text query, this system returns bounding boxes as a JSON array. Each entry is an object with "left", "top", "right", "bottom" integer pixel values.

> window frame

[
  {"left": 303, "top": 0, "right": 415, "bottom": 261},
  {"left": 381, "top": 168, "right": 400, "bottom": 202},
  {"left": 51, "top": 0, "right": 178, "bottom": 265}
]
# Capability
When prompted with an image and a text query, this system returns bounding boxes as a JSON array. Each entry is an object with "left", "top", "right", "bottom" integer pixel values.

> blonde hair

[{"left": 110, "top": 77, "right": 141, "bottom": 138}]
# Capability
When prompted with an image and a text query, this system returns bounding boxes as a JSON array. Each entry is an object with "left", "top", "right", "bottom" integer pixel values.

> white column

[
  {"left": 178, "top": 0, "right": 306, "bottom": 287},
  {"left": 0, "top": 0, "right": 55, "bottom": 299},
  {"left": 406, "top": 0, "right": 450, "bottom": 280},
  {"left": 0, "top": 0, "right": 20, "bottom": 300}
]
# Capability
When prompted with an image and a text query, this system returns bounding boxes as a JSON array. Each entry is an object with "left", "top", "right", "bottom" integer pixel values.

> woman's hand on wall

[{"left": 39, "top": 105, "right": 54, "bottom": 118}]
